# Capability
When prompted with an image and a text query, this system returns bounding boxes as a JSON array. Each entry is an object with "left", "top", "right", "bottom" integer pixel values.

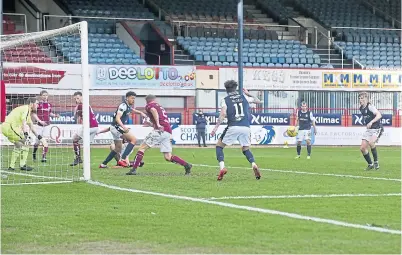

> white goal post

[{"left": 0, "top": 21, "right": 91, "bottom": 184}]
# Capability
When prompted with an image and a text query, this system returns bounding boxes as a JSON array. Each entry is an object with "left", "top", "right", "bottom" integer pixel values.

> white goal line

[{"left": 206, "top": 193, "right": 402, "bottom": 200}]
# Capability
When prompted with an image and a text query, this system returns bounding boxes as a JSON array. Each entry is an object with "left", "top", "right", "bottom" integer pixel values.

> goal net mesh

[{"left": 1, "top": 22, "right": 89, "bottom": 185}]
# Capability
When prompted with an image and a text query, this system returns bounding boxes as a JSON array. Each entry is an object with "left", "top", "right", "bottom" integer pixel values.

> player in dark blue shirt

[
  {"left": 211, "top": 80, "right": 262, "bottom": 181},
  {"left": 358, "top": 92, "right": 383, "bottom": 170},
  {"left": 99, "top": 91, "right": 146, "bottom": 168},
  {"left": 295, "top": 101, "right": 317, "bottom": 159}
]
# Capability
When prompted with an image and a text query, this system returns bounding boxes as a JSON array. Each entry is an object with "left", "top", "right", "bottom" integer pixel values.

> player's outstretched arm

[
  {"left": 149, "top": 108, "right": 162, "bottom": 130},
  {"left": 132, "top": 108, "right": 147, "bottom": 118},
  {"left": 367, "top": 106, "right": 382, "bottom": 128},
  {"left": 243, "top": 88, "right": 262, "bottom": 104},
  {"left": 50, "top": 112, "right": 60, "bottom": 118},
  {"left": 27, "top": 122, "right": 39, "bottom": 137},
  {"left": 211, "top": 106, "right": 226, "bottom": 136},
  {"left": 31, "top": 112, "right": 47, "bottom": 126},
  {"left": 310, "top": 112, "right": 317, "bottom": 134},
  {"left": 142, "top": 117, "right": 153, "bottom": 127}
]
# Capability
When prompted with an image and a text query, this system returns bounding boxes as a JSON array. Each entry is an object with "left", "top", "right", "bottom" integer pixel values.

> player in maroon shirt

[
  {"left": 126, "top": 94, "right": 192, "bottom": 175},
  {"left": 31, "top": 90, "right": 60, "bottom": 162},
  {"left": 70, "top": 91, "right": 99, "bottom": 166}
]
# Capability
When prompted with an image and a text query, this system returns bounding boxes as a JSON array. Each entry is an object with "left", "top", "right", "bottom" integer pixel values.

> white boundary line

[
  {"left": 149, "top": 163, "right": 401, "bottom": 182},
  {"left": 207, "top": 193, "right": 402, "bottom": 200},
  {"left": 1, "top": 180, "right": 72, "bottom": 186},
  {"left": 88, "top": 180, "right": 402, "bottom": 235},
  {"left": 0, "top": 170, "right": 73, "bottom": 180}
]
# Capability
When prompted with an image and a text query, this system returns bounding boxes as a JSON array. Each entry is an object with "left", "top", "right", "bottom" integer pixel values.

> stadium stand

[
  {"left": 335, "top": 41, "right": 401, "bottom": 68},
  {"left": 289, "top": 0, "right": 401, "bottom": 68},
  {"left": 255, "top": 0, "right": 300, "bottom": 23},
  {"left": 294, "top": 0, "right": 400, "bottom": 42},
  {"left": 63, "top": 0, "right": 154, "bottom": 19},
  {"left": 61, "top": 0, "right": 173, "bottom": 38},
  {"left": 364, "top": 0, "right": 401, "bottom": 22},
  {"left": 152, "top": 0, "right": 245, "bottom": 22},
  {"left": 50, "top": 20, "right": 146, "bottom": 65},
  {"left": 2, "top": 16, "right": 54, "bottom": 63},
  {"left": 3, "top": 43, "right": 53, "bottom": 63},
  {"left": 177, "top": 36, "right": 322, "bottom": 67},
  {"left": 51, "top": 0, "right": 151, "bottom": 64}
]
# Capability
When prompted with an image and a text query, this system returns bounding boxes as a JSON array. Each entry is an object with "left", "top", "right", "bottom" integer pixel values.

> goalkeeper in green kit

[{"left": 1, "top": 97, "right": 44, "bottom": 171}]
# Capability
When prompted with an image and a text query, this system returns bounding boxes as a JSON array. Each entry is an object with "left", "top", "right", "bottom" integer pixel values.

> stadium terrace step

[
  {"left": 174, "top": 59, "right": 195, "bottom": 65},
  {"left": 243, "top": 3, "right": 298, "bottom": 41},
  {"left": 257, "top": 17, "right": 275, "bottom": 23},
  {"left": 175, "top": 54, "right": 191, "bottom": 60},
  {"left": 308, "top": 44, "right": 356, "bottom": 68},
  {"left": 311, "top": 48, "right": 338, "bottom": 54}
]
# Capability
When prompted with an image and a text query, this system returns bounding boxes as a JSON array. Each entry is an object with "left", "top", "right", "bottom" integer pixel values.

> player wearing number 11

[{"left": 211, "top": 80, "right": 262, "bottom": 181}]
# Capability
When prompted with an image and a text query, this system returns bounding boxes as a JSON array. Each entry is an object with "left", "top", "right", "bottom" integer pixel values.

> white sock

[{"left": 219, "top": 161, "right": 225, "bottom": 170}]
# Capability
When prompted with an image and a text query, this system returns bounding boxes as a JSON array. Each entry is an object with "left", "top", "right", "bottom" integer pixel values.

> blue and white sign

[
  {"left": 195, "top": 112, "right": 227, "bottom": 125},
  {"left": 92, "top": 65, "right": 196, "bottom": 89},
  {"left": 50, "top": 111, "right": 129, "bottom": 125},
  {"left": 167, "top": 113, "right": 182, "bottom": 124},
  {"left": 171, "top": 125, "right": 279, "bottom": 145},
  {"left": 195, "top": 112, "right": 290, "bottom": 125},
  {"left": 95, "top": 112, "right": 115, "bottom": 124},
  {"left": 352, "top": 114, "right": 392, "bottom": 126},
  {"left": 141, "top": 113, "right": 182, "bottom": 125},
  {"left": 50, "top": 112, "right": 75, "bottom": 124},
  {"left": 314, "top": 113, "right": 342, "bottom": 126},
  {"left": 250, "top": 113, "right": 290, "bottom": 125}
]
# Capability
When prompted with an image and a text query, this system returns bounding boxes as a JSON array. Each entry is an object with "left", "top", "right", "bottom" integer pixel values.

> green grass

[{"left": 1, "top": 146, "right": 401, "bottom": 254}]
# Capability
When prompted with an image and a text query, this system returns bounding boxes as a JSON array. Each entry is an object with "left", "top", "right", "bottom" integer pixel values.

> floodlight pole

[{"left": 237, "top": 0, "right": 243, "bottom": 93}]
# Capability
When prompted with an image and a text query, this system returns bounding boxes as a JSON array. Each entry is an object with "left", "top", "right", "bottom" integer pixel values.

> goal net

[{"left": 0, "top": 21, "right": 91, "bottom": 185}]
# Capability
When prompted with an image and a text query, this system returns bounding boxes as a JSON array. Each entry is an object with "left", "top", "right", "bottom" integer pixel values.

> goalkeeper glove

[{"left": 24, "top": 133, "right": 31, "bottom": 146}]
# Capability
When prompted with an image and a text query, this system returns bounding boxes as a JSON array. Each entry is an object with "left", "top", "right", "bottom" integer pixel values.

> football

[{"left": 286, "top": 126, "right": 298, "bottom": 137}]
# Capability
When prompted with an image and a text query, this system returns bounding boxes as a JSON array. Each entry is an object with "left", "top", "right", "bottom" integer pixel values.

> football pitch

[{"left": 1, "top": 146, "right": 401, "bottom": 254}]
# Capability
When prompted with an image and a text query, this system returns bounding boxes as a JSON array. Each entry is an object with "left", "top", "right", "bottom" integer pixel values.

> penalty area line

[
  {"left": 158, "top": 163, "right": 400, "bottom": 182},
  {"left": 88, "top": 180, "right": 402, "bottom": 235},
  {"left": 207, "top": 193, "right": 402, "bottom": 200},
  {"left": 149, "top": 162, "right": 401, "bottom": 182}
]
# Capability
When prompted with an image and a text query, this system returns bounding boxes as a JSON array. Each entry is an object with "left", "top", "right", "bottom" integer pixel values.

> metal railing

[
  {"left": 43, "top": 14, "right": 154, "bottom": 31},
  {"left": 316, "top": 29, "right": 345, "bottom": 68},
  {"left": 3, "top": 13, "right": 27, "bottom": 33},
  {"left": 145, "top": 51, "right": 161, "bottom": 65},
  {"left": 170, "top": 20, "right": 307, "bottom": 42},
  {"left": 332, "top": 26, "right": 402, "bottom": 33},
  {"left": 352, "top": 57, "right": 365, "bottom": 69}
]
